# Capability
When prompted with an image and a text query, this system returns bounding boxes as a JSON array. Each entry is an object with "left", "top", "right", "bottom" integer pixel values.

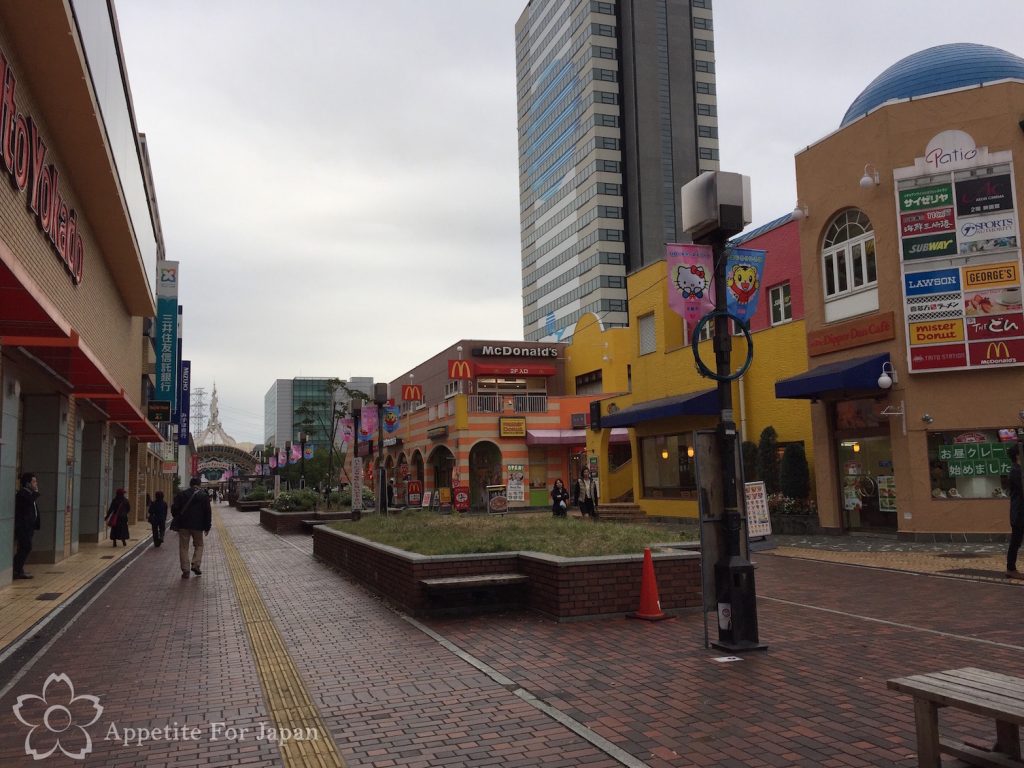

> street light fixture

[{"left": 373, "top": 382, "right": 388, "bottom": 516}]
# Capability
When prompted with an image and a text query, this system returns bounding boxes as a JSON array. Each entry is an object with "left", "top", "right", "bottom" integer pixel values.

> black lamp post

[
  {"left": 298, "top": 431, "right": 307, "bottom": 489},
  {"left": 350, "top": 399, "right": 362, "bottom": 521},
  {"left": 373, "top": 382, "right": 388, "bottom": 515}
]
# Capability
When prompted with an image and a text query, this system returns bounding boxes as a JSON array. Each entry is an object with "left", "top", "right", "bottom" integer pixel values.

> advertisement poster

[
  {"left": 743, "top": 481, "right": 771, "bottom": 538},
  {"left": 666, "top": 243, "right": 714, "bottom": 332},
  {"left": 359, "top": 404, "right": 377, "bottom": 441},
  {"left": 877, "top": 475, "right": 896, "bottom": 512},
  {"left": 724, "top": 247, "right": 767, "bottom": 323},
  {"left": 506, "top": 464, "right": 525, "bottom": 503}
]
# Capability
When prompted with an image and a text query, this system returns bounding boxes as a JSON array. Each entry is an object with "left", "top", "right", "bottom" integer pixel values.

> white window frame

[
  {"left": 638, "top": 313, "right": 656, "bottom": 355},
  {"left": 769, "top": 282, "right": 792, "bottom": 326},
  {"left": 822, "top": 210, "right": 877, "bottom": 301}
]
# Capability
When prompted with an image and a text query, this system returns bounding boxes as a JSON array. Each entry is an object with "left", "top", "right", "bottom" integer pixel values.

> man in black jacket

[
  {"left": 171, "top": 477, "right": 212, "bottom": 579},
  {"left": 13, "top": 472, "right": 41, "bottom": 579}
]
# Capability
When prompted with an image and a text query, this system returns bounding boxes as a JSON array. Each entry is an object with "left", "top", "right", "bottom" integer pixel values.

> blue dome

[{"left": 841, "top": 43, "right": 1024, "bottom": 127}]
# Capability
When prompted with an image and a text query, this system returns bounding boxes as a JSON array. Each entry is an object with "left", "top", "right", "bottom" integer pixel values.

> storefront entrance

[{"left": 834, "top": 399, "right": 895, "bottom": 531}]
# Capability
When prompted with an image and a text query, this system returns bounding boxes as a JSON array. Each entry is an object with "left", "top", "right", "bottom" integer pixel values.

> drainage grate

[
  {"left": 937, "top": 552, "right": 988, "bottom": 559},
  {"left": 35, "top": 593, "right": 62, "bottom": 601},
  {"left": 942, "top": 568, "right": 1008, "bottom": 578}
]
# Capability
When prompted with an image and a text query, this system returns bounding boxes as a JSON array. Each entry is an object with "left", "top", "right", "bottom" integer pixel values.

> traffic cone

[{"left": 628, "top": 547, "right": 671, "bottom": 621}]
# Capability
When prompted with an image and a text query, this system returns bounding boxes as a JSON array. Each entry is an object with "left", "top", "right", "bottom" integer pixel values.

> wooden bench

[
  {"left": 420, "top": 574, "right": 529, "bottom": 591},
  {"left": 888, "top": 667, "right": 1024, "bottom": 767}
]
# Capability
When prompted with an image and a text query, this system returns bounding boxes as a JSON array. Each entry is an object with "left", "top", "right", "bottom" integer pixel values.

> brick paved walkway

[{"left": 2, "top": 507, "right": 1023, "bottom": 766}]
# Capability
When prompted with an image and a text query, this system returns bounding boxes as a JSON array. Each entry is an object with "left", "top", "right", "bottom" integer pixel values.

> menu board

[
  {"left": 897, "top": 141, "right": 1023, "bottom": 374},
  {"left": 877, "top": 475, "right": 896, "bottom": 512},
  {"left": 744, "top": 481, "right": 771, "bottom": 538}
]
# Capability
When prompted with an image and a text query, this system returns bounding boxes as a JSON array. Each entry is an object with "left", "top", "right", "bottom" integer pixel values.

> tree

[
  {"left": 741, "top": 440, "right": 758, "bottom": 482},
  {"left": 293, "top": 378, "right": 369, "bottom": 506},
  {"left": 779, "top": 443, "right": 810, "bottom": 500},
  {"left": 756, "top": 426, "right": 780, "bottom": 495}
]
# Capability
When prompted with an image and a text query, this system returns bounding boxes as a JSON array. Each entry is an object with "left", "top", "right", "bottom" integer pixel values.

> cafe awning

[
  {"left": 600, "top": 389, "right": 719, "bottom": 428},
  {"left": 775, "top": 352, "right": 890, "bottom": 400},
  {"left": 526, "top": 428, "right": 631, "bottom": 445}
]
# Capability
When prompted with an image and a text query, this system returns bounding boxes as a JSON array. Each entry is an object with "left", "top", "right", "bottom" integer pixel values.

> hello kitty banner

[
  {"left": 667, "top": 243, "right": 714, "bottom": 331},
  {"left": 725, "top": 247, "right": 767, "bottom": 323}
]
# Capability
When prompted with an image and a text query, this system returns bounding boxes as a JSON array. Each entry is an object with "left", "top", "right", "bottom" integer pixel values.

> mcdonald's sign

[
  {"left": 448, "top": 359, "right": 474, "bottom": 380},
  {"left": 401, "top": 384, "right": 423, "bottom": 402},
  {"left": 969, "top": 338, "right": 1024, "bottom": 366}
]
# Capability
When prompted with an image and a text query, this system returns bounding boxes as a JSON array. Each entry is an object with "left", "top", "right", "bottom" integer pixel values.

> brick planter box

[
  {"left": 261, "top": 509, "right": 353, "bottom": 534},
  {"left": 312, "top": 525, "right": 702, "bottom": 621}
]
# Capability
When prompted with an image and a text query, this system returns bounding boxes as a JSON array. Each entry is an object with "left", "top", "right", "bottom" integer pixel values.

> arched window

[{"left": 822, "top": 210, "right": 877, "bottom": 299}]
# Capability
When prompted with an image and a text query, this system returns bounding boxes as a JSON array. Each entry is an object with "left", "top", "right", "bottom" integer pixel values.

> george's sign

[{"left": 0, "top": 50, "right": 85, "bottom": 284}]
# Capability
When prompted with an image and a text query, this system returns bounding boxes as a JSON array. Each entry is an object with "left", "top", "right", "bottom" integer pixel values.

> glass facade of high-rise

[
  {"left": 264, "top": 377, "right": 374, "bottom": 450},
  {"left": 516, "top": 0, "right": 717, "bottom": 342}
]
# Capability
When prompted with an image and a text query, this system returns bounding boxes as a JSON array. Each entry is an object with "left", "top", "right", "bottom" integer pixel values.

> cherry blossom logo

[{"left": 12, "top": 673, "right": 103, "bottom": 760}]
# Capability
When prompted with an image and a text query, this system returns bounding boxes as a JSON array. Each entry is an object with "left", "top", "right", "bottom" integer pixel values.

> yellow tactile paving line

[
  {"left": 214, "top": 512, "right": 347, "bottom": 768},
  {"left": 0, "top": 523, "right": 149, "bottom": 651},
  {"left": 771, "top": 546, "right": 1012, "bottom": 582}
]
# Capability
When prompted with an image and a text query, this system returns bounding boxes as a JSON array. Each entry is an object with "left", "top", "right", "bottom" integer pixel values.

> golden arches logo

[
  {"left": 986, "top": 341, "right": 1011, "bottom": 359},
  {"left": 401, "top": 384, "right": 422, "bottom": 402},
  {"left": 448, "top": 360, "right": 473, "bottom": 380}
]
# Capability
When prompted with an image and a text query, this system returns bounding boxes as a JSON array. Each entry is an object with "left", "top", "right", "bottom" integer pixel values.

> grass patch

[{"left": 328, "top": 510, "right": 692, "bottom": 557}]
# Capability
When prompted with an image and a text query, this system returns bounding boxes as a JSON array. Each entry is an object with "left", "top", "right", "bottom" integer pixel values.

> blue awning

[
  {"left": 601, "top": 388, "right": 718, "bottom": 428},
  {"left": 775, "top": 352, "right": 890, "bottom": 400}
]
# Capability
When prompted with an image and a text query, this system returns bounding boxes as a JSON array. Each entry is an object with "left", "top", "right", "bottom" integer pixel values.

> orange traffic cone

[{"left": 628, "top": 547, "right": 671, "bottom": 621}]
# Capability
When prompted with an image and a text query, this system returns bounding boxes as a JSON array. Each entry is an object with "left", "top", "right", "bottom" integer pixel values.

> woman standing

[
  {"left": 105, "top": 488, "right": 130, "bottom": 547},
  {"left": 574, "top": 468, "right": 599, "bottom": 520},
  {"left": 550, "top": 479, "right": 570, "bottom": 517}
]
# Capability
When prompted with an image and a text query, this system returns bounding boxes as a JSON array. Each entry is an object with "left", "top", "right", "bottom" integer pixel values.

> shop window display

[
  {"left": 927, "top": 429, "right": 1023, "bottom": 500},
  {"left": 640, "top": 434, "right": 696, "bottom": 499}
]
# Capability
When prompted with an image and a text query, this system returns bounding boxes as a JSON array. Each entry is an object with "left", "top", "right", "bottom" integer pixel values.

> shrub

[
  {"left": 779, "top": 443, "right": 810, "bottom": 501},
  {"left": 756, "top": 426, "right": 780, "bottom": 495},
  {"left": 335, "top": 486, "right": 376, "bottom": 507},
  {"left": 272, "top": 489, "right": 319, "bottom": 512},
  {"left": 741, "top": 440, "right": 758, "bottom": 482},
  {"left": 767, "top": 493, "right": 817, "bottom": 516},
  {"left": 243, "top": 486, "right": 269, "bottom": 502}
]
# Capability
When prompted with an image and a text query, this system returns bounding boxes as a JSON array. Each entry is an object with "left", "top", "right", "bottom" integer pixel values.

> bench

[
  {"left": 419, "top": 574, "right": 530, "bottom": 614},
  {"left": 420, "top": 574, "right": 529, "bottom": 590},
  {"left": 888, "top": 667, "right": 1024, "bottom": 767}
]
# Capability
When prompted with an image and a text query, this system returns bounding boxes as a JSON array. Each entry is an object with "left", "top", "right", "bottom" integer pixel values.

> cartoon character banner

[
  {"left": 289, "top": 444, "right": 301, "bottom": 464},
  {"left": 269, "top": 456, "right": 277, "bottom": 469},
  {"left": 359, "top": 403, "right": 377, "bottom": 442},
  {"left": 303, "top": 444, "right": 315, "bottom": 460},
  {"left": 336, "top": 417, "right": 354, "bottom": 449},
  {"left": 667, "top": 243, "right": 714, "bottom": 331},
  {"left": 382, "top": 405, "right": 400, "bottom": 434},
  {"left": 278, "top": 449, "right": 287, "bottom": 466},
  {"left": 725, "top": 247, "right": 767, "bottom": 323}
]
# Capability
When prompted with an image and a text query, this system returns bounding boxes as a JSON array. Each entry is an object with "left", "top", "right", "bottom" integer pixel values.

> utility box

[{"left": 681, "top": 171, "right": 752, "bottom": 241}]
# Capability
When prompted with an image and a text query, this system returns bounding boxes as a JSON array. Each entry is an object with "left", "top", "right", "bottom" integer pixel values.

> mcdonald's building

[
  {"left": 363, "top": 340, "right": 611, "bottom": 511},
  {"left": 0, "top": 3, "right": 167, "bottom": 584},
  {"left": 774, "top": 43, "right": 1024, "bottom": 538}
]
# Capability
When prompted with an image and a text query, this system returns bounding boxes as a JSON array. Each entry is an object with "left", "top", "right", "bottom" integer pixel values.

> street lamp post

[
  {"left": 681, "top": 171, "right": 764, "bottom": 652},
  {"left": 350, "top": 399, "right": 363, "bottom": 522},
  {"left": 299, "top": 431, "right": 307, "bottom": 489},
  {"left": 373, "top": 382, "right": 388, "bottom": 515}
]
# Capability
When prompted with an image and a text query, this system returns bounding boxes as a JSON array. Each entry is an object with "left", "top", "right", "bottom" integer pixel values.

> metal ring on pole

[{"left": 690, "top": 310, "right": 754, "bottom": 382}]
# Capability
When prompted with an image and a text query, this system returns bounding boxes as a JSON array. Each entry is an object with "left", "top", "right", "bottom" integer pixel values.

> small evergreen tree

[
  {"left": 756, "top": 426, "right": 780, "bottom": 495},
  {"left": 741, "top": 441, "right": 758, "bottom": 482},
  {"left": 779, "top": 443, "right": 810, "bottom": 500}
]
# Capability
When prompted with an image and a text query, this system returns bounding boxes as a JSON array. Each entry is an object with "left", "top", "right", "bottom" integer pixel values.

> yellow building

[{"left": 565, "top": 216, "right": 814, "bottom": 518}]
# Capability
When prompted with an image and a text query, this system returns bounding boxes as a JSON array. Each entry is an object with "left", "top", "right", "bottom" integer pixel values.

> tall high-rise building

[
  {"left": 516, "top": 0, "right": 718, "bottom": 342},
  {"left": 264, "top": 377, "right": 373, "bottom": 448}
]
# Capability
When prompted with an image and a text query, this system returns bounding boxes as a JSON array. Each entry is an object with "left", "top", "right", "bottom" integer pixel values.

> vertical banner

[
  {"left": 667, "top": 243, "right": 715, "bottom": 332},
  {"left": 724, "top": 247, "right": 767, "bottom": 323},
  {"left": 278, "top": 448, "right": 286, "bottom": 466},
  {"left": 382, "top": 405, "right": 400, "bottom": 433},
  {"left": 336, "top": 417, "right": 354, "bottom": 449},
  {"left": 359, "top": 403, "right": 377, "bottom": 441},
  {"left": 303, "top": 444, "right": 315, "bottom": 460},
  {"left": 155, "top": 260, "right": 179, "bottom": 413},
  {"left": 290, "top": 444, "right": 301, "bottom": 464},
  {"left": 178, "top": 360, "right": 191, "bottom": 446},
  {"left": 174, "top": 306, "right": 183, "bottom": 421},
  {"left": 269, "top": 456, "right": 277, "bottom": 469}
]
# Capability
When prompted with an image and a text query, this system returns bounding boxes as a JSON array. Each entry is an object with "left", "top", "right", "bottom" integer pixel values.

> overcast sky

[{"left": 115, "top": 0, "right": 1024, "bottom": 444}]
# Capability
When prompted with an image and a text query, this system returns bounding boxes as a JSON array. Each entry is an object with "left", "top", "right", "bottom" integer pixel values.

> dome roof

[{"left": 841, "top": 43, "right": 1024, "bottom": 127}]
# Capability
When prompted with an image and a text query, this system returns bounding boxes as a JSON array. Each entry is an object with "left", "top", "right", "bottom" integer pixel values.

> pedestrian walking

[
  {"left": 550, "top": 478, "right": 570, "bottom": 517},
  {"left": 573, "top": 468, "right": 599, "bottom": 520},
  {"left": 1007, "top": 444, "right": 1023, "bottom": 579},
  {"left": 386, "top": 479, "right": 395, "bottom": 509},
  {"left": 148, "top": 490, "right": 168, "bottom": 548},
  {"left": 170, "top": 477, "right": 212, "bottom": 579},
  {"left": 105, "top": 489, "right": 130, "bottom": 547},
  {"left": 13, "top": 472, "right": 41, "bottom": 579}
]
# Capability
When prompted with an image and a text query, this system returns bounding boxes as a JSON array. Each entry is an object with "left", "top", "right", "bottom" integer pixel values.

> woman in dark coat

[
  {"left": 148, "top": 490, "right": 168, "bottom": 548},
  {"left": 550, "top": 478, "right": 570, "bottom": 517},
  {"left": 105, "top": 489, "right": 130, "bottom": 547}
]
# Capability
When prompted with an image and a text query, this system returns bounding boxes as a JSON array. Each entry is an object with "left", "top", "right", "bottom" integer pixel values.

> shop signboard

[
  {"left": 877, "top": 475, "right": 896, "bottom": 513},
  {"left": 807, "top": 312, "right": 895, "bottom": 356},
  {"left": 421, "top": 490, "right": 433, "bottom": 509},
  {"left": 155, "top": 260, "right": 179, "bottom": 413},
  {"left": 897, "top": 139, "right": 1024, "bottom": 375},
  {"left": 407, "top": 480, "right": 422, "bottom": 506},
  {"left": 453, "top": 484, "right": 470, "bottom": 512},
  {"left": 937, "top": 442, "right": 1013, "bottom": 476},
  {"left": 486, "top": 485, "right": 508, "bottom": 515},
  {"left": 743, "top": 482, "right": 771, "bottom": 538},
  {"left": 147, "top": 400, "right": 171, "bottom": 422},
  {"left": 498, "top": 417, "right": 527, "bottom": 438}
]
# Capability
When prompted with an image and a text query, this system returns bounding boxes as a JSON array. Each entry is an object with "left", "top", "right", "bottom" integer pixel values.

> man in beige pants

[{"left": 170, "top": 477, "right": 212, "bottom": 579}]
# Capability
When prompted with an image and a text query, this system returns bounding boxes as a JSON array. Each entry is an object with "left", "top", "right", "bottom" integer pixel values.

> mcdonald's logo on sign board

[
  {"left": 448, "top": 359, "right": 474, "bottom": 380},
  {"left": 401, "top": 384, "right": 423, "bottom": 402},
  {"left": 969, "top": 338, "right": 1024, "bottom": 366}
]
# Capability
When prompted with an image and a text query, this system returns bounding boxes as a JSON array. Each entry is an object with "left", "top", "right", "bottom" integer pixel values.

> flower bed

[{"left": 311, "top": 525, "right": 702, "bottom": 621}]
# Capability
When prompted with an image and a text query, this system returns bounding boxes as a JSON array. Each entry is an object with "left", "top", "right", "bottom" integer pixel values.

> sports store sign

[{"left": 896, "top": 131, "right": 1024, "bottom": 373}]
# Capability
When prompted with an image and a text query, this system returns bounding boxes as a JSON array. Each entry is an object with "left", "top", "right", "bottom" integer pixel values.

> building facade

[
  {"left": 516, "top": 0, "right": 718, "bottom": 343},
  {"left": 776, "top": 43, "right": 1024, "bottom": 538},
  {"left": 264, "top": 376, "right": 373, "bottom": 450},
  {"left": 0, "top": 1, "right": 166, "bottom": 583}
]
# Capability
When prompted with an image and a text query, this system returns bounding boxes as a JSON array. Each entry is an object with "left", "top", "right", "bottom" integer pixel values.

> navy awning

[
  {"left": 601, "top": 388, "right": 718, "bottom": 428},
  {"left": 775, "top": 352, "right": 890, "bottom": 400}
]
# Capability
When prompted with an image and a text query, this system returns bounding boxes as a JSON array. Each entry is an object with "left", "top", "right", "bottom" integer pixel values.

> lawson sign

[{"left": 905, "top": 268, "right": 961, "bottom": 297}]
